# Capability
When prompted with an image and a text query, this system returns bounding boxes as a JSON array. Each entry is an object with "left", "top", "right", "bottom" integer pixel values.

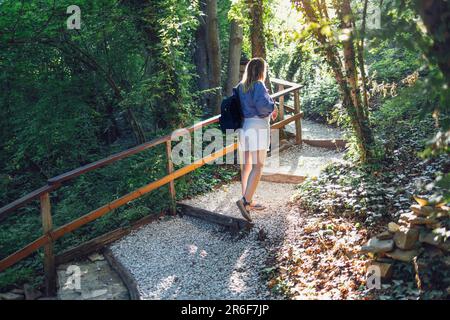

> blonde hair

[{"left": 241, "top": 57, "right": 267, "bottom": 93}]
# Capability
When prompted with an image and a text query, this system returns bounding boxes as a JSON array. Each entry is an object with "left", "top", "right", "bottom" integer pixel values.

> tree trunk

[
  {"left": 194, "top": 0, "right": 210, "bottom": 109},
  {"left": 299, "top": 0, "right": 374, "bottom": 162},
  {"left": 248, "top": 0, "right": 266, "bottom": 59},
  {"left": 225, "top": 19, "right": 243, "bottom": 96},
  {"left": 247, "top": 0, "right": 271, "bottom": 91},
  {"left": 205, "top": 0, "right": 222, "bottom": 115},
  {"left": 417, "top": 0, "right": 450, "bottom": 87}
]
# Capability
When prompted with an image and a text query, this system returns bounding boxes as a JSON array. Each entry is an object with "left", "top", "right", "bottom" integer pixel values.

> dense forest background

[{"left": 0, "top": 0, "right": 448, "bottom": 296}]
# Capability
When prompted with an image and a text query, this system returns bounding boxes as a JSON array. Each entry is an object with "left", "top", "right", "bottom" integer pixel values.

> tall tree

[
  {"left": 247, "top": 0, "right": 267, "bottom": 59},
  {"left": 206, "top": 0, "right": 223, "bottom": 114},
  {"left": 295, "top": 0, "right": 375, "bottom": 162},
  {"left": 194, "top": 1, "right": 210, "bottom": 110},
  {"left": 416, "top": 0, "right": 450, "bottom": 87},
  {"left": 225, "top": 19, "right": 243, "bottom": 96},
  {"left": 247, "top": 0, "right": 272, "bottom": 91}
]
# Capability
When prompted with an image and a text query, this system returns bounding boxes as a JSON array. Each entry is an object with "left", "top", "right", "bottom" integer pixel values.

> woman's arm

[{"left": 254, "top": 81, "right": 275, "bottom": 117}]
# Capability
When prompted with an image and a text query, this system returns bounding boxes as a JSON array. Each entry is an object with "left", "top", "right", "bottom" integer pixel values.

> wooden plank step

[
  {"left": 261, "top": 166, "right": 307, "bottom": 184},
  {"left": 177, "top": 203, "right": 252, "bottom": 231},
  {"left": 261, "top": 172, "right": 306, "bottom": 184},
  {"left": 303, "top": 139, "right": 347, "bottom": 150}
]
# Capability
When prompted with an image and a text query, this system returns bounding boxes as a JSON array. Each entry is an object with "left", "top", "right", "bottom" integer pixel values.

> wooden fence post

[
  {"left": 278, "top": 84, "right": 285, "bottom": 121},
  {"left": 40, "top": 192, "right": 56, "bottom": 296},
  {"left": 294, "top": 89, "right": 302, "bottom": 145},
  {"left": 165, "top": 140, "right": 176, "bottom": 215},
  {"left": 277, "top": 84, "right": 286, "bottom": 140}
]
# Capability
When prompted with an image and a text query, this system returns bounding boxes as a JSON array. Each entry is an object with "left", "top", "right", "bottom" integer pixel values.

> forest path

[
  {"left": 56, "top": 120, "right": 346, "bottom": 300},
  {"left": 107, "top": 121, "right": 347, "bottom": 300}
]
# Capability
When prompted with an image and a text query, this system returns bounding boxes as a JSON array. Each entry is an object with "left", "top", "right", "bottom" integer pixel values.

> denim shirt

[{"left": 238, "top": 81, "right": 275, "bottom": 118}]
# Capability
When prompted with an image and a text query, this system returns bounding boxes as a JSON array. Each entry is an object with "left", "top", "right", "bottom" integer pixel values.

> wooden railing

[{"left": 0, "top": 78, "right": 303, "bottom": 296}]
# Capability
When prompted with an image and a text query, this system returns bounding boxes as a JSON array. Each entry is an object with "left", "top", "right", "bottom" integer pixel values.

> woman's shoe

[
  {"left": 249, "top": 202, "right": 266, "bottom": 211},
  {"left": 236, "top": 197, "right": 252, "bottom": 222}
]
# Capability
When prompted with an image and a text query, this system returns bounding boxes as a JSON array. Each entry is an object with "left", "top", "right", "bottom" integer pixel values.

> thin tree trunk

[
  {"left": 299, "top": 0, "right": 374, "bottom": 162},
  {"left": 205, "top": 0, "right": 222, "bottom": 115},
  {"left": 248, "top": 0, "right": 266, "bottom": 59},
  {"left": 226, "top": 19, "right": 243, "bottom": 96},
  {"left": 336, "top": 0, "right": 373, "bottom": 161},
  {"left": 417, "top": 0, "right": 450, "bottom": 87},
  {"left": 194, "top": 1, "right": 210, "bottom": 109},
  {"left": 247, "top": 0, "right": 271, "bottom": 91},
  {"left": 354, "top": 0, "right": 370, "bottom": 116}
]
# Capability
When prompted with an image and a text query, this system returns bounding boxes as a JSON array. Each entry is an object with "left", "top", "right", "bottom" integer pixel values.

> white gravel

[
  {"left": 110, "top": 215, "right": 272, "bottom": 300},
  {"left": 286, "top": 119, "right": 344, "bottom": 140},
  {"left": 109, "top": 135, "right": 347, "bottom": 300},
  {"left": 110, "top": 182, "right": 299, "bottom": 300},
  {"left": 265, "top": 144, "right": 347, "bottom": 177}
]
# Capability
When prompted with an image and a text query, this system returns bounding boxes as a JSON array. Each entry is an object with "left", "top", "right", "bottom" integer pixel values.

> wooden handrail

[
  {"left": 48, "top": 115, "right": 221, "bottom": 186},
  {"left": 0, "top": 115, "right": 221, "bottom": 219},
  {"left": 271, "top": 84, "right": 303, "bottom": 100},
  {"left": 0, "top": 85, "right": 301, "bottom": 221},
  {"left": 0, "top": 143, "right": 238, "bottom": 272},
  {"left": 0, "top": 184, "right": 60, "bottom": 222},
  {"left": 271, "top": 78, "right": 302, "bottom": 88},
  {"left": 0, "top": 81, "right": 303, "bottom": 288}
]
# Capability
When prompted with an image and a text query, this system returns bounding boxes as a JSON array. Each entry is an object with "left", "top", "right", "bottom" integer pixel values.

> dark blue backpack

[{"left": 219, "top": 86, "right": 243, "bottom": 133}]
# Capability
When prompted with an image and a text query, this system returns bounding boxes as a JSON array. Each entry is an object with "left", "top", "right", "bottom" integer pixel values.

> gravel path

[
  {"left": 109, "top": 133, "right": 346, "bottom": 300},
  {"left": 265, "top": 144, "right": 347, "bottom": 177},
  {"left": 286, "top": 119, "right": 344, "bottom": 140},
  {"left": 110, "top": 182, "right": 298, "bottom": 300}
]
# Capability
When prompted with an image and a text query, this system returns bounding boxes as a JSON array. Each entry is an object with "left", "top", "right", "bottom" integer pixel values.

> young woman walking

[{"left": 236, "top": 57, "right": 278, "bottom": 221}]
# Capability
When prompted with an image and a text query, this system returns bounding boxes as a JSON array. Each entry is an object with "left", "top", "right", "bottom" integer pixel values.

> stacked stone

[{"left": 361, "top": 197, "right": 449, "bottom": 280}]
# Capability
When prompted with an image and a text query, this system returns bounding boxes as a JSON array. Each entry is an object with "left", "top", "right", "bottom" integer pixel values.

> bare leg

[
  {"left": 243, "top": 150, "right": 267, "bottom": 203},
  {"left": 240, "top": 151, "right": 253, "bottom": 196}
]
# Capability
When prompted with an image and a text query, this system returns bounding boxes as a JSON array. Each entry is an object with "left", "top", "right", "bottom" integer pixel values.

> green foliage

[
  {"left": 367, "top": 43, "right": 422, "bottom": 83},
  {"left": 301, "top": 73, "right": 340, "bottom": 123},
  {"left": 0, "top": 0, "right": 238, "bottom": 291}
]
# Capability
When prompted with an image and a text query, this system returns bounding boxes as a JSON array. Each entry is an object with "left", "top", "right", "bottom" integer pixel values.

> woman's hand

[{"left": 271, "top": 107, "right": 278, "bottom": 121}]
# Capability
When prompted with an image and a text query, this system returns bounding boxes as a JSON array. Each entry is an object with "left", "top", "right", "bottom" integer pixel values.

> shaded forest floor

[
  {"left": 271, "top": 121, "right": 449, "bottom": 300},
  {"left": 54, "top": 118, "right": 448, "bottom": 300}
]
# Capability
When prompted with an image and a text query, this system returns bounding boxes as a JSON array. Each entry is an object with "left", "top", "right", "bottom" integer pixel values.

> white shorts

[{"left": 238, "top": 116, "right": 271, "bottom": 152}]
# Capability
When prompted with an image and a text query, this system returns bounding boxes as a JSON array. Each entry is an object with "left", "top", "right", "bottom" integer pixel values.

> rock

[
  {"left": 410, "top": 205, "right": 434, "bottom": 216},
  {"left": 386, "top": 249, "right": 419, "bottom": 262},
  {"left": 369, "top": 262, "right": 393, "bottom": 280},
  {"left": 399, "top": 212, "right": 437, "bottom": 225},
  {"left": 394, "top": 227, "right": 419, "bottom": 250},
  {"left": 88, "top": 253, "right": 105, "bottom": 262},
  {"left": 361, "top": 238, "right": 394, "bottom": 253},
  {"left": 11, "top": 288, "right": 24, "bottom": 295},
  {"left": 0, "top": 292, "right": 25, "bottom": 300},
  {"left": 257, "top": 228, "right": 267, "bottom": 241},
  {"left": 419, "top": 232, "right": 443, "bottom": 247},
  {"left": 24, "top": 284, "right": 42, "bottom": 300},
  {"left": 388, "top": 222, "right": 400, "bottom": 233},
  {"left": 376, "top": 231, "right": 393, "bottom": 240}
]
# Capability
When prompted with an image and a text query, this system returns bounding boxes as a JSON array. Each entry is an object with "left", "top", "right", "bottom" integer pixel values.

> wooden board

[
  {"left": 177, "top": 203, "right": 252, "bottom": 231},
  {"left": 303, "top": 139, "right": 347, "bottom": 150},
  {"left": 261, "top": 173, "right": 306, "bottom": 184},
  {"left": 55, "top": 228, "right": 131, "bottom": 265},
  {"left": 103, "top": 248, "right": 141, "bottom": 300},
  {"left": 0, "top": 184, "right": 59, "bottom": 222}
]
